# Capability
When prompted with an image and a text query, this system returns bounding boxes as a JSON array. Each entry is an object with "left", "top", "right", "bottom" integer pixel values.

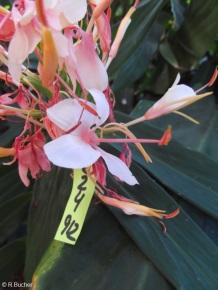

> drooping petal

[
  {"left": 8, "top": 26, "right": 29, "bottom": 81},
  {"left": 18, "top": 161, "right": 30, "bottom": 187},
  {"left": 95, "top": 146, "right": 138, "bottom": 185},
  {"left": 74, "top": 31, "right": 108, "bottom": 91},
  {"left": 8, "top": 23, "right": 41, "bottom": 82},
  {"left": 88, "top": 89, "right": 109, "bottom": 127},
  {"left": 44, "top": 134, "right": 101, "bottom": 168},
  {"left": 97, "top": 193, "right": 165, "bottom": 218}
]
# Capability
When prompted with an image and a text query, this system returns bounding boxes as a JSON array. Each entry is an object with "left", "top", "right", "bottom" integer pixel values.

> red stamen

[
  {"left": 208, "top": 67, "right": 218, "bottom": 87},
  {"left": 134, "top": 0, "right": 140, "bottom": 8},
  {"left": 107, "top": 7, "right": 111, "bottom": 21},
  {"left": 158, "top": 221, "right": 167, "bottom": 234},
  {"left": 78, "top": 100, "right": 99, "bottom": 116},
  {"left": 163, "top": 208, "right": 180, "bottom": 219},
  {"left": 65, "top": 121, "right": 82, "bottom": 134},
  {"left": 158, "top": 125, "right": 172, "bottom": 146}
]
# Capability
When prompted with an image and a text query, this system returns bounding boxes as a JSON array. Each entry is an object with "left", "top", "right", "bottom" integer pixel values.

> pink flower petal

[
  {"left": 88, "top": 89, "right": 109, "bottom": 127},
  {"left": 95, "top": 146, "right": 138, "bottom": 185},
  {"left": 8, "top": 23, "right": 41, "bottom": 82},
  {"left": 144, "top": 74, "right": 196, "bottom": 120},
  {"left": 44, "top": 134, "right": 101, "bottom": 168},
  {"left": 74, "top": 31, "right": 108, "bottom": 91}
]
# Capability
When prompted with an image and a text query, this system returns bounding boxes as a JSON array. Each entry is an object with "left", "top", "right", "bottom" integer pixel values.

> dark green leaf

[
  {"left": 131, "top": 95, "right": 218, "bottom": 163},
  {"left": 112, "top": 19, "right": 164, "bottom": 92},
  {"left": 170, "top": 0, "right": 186, "bottom": 30},
  {"left": 113, "top": 111, "right": 218, "bottom": 219},
  {"left": 108, "top": 0, "right": 167, "bottom": 76},
  {"left": 0, "top": 238, "right": 26, "bottom": 284},
  {"left": 25, "top": 166, "right": 173, "bottom": 289},
  {"left": 167, "top": 0, "right": 218, "bottom": 68},
  {"left": 0, "top": 192, "right": 31, "bottom": 243}
]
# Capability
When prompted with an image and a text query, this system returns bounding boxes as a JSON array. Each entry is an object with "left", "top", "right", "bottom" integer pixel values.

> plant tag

[{"left": 54, "top": 168, "right": 95, "bottom": 245}]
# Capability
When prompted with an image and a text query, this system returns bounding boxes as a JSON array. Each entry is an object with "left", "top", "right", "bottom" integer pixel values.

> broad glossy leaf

[
  {"left": 25, "top": 166, "right": 173, "bottom": 289},
  {"left": 31, "top": 206, "right": 173, "bottom": 290},
  {"left": 112, "top": 18, "right": 164, "bottom": 93},
  {"left": 108, "top": 0, "right": 167, "bottom": 76},
  {"left": 0, "top": 238, "right": 26, "bottom": 284},
  {"left": 131, "top": 95, "right": 218, "bottom": 163},
  {"left": 26, "top": 161, "right": 218, "bottom": 289},
  {"left": 105, "top": 158, "right": 218, "bottom": 289},
  {"left": 114, "top": 112, "right": 218, "bottom": 219},
  {"left": 0, "top": 192, "right": 31, "bottom": 243},
  {"left": 170, "top": 0, "right": 186, "bottom": 30},
  {"left": 165, "top": 0, "right": 218, "bottom": 68}
]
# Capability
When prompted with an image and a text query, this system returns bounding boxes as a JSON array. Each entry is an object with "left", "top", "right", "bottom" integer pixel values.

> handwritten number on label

[{"left": 61, "top": 214, "right": 79, "bottom": 241}]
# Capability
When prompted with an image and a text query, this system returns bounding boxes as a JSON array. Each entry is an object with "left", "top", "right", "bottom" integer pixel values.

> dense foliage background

[{"left": 0, "top": 0, "right": 218, "bottom": 289}]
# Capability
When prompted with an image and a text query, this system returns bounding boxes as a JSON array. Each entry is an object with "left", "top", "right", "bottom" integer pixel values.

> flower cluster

[{"left": 0, "top": 0, "right": 216, "bottom": 220}]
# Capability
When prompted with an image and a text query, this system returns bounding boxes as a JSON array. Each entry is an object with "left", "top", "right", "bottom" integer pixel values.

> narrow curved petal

[
  {"left": 171, "top": 73, "right": 180, "bottom": 87},
  {"left": 88, "top": 89, "right": 109, "bottom": 127},
  {"left": 8, "top": 23, "right": 41, "bottom": 82},
  {"left": 96, "top": 146, "right": 138, "bottom": 185},
  {"left": 44, "top": 134, "right": 101, "bottom": 168}
]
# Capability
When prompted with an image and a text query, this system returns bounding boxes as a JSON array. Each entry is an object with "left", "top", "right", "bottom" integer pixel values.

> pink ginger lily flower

[
  {"left": 1, "top": 130, "right": 51, "bottom": 186},
  {"left": 44, "top": 89, "right": 138, "bottom": 186},
  {"left": 124, "top": 73, "right": 213, "bottom": 127},
  {"left": 8, "top": 0, "right": 87, "bottom": 82},
  {"left": 144, "top": 74, "right": 212, "bottom": 120},
  {"left": 97, "top": 192, "right": 180, "bottom": 219}
]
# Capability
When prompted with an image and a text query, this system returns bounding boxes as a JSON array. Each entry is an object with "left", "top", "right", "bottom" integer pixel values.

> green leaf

[
  {"left": 108, "top": 0, "right": 167, "bottom": 77},
  {"left": 113, "top": 111, "right": 218, "bottom": 219},
  {"left": 0, "top": 238, "right": 26, "bottom": 284},
  {"left": 106, "top": 159, "right": 218, "bottom": 289},
  {"left": 0, "top": 192, "right": 31, "bottom": 243},
  {"left": 131, "top": 94, "right": 218, "bottom": 163},
  {"left": 31, "top": 208, "right": 173, "bottom": 290},
  {"left": 25, "top": 166, "right": 173, "bottom": 289},
  {"left": 26, "top": 160, "right": 218, "bottom": 289},
  {"left": 170, "top": 0, "right": 187, "bottom": 30},
  {"left": 112, "top": 18, "right": 164, "bottom": 93},
  {"left": 166, "top": 0, "right": 218, "bottom": 68}
]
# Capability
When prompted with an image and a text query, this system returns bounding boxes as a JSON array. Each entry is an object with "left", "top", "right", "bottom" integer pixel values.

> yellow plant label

[{"left": 55, "top": 168, "right": 95, "bottom": 245}]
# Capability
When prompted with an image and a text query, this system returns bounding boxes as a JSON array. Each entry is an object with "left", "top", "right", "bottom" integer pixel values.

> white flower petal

[
  {"left": 96, "top": 146, "right": 138, "bottom": 185},
  {"left": 52, "top": 32, "right": 69, "bottom": 58},
  {"left": 47, "top": 99, "right": 82, "bottom": 131},
  {"left": 171, "top": 73, "right": 181, "bottom": 87},
  {"left": 43, "top": 0, "right": 59, "bottom": 10},
  {"left": 88, "top": 89, "right": 109, "bottom": 127},
  {"left": 59, "top": 0, "right": 87, "bottom": 24},
  {"left": 44, "top": 134, "right": 101, "bottom": 168},
  {"left": 145, "top": 84, "right": 196, "bottom": 120}
]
